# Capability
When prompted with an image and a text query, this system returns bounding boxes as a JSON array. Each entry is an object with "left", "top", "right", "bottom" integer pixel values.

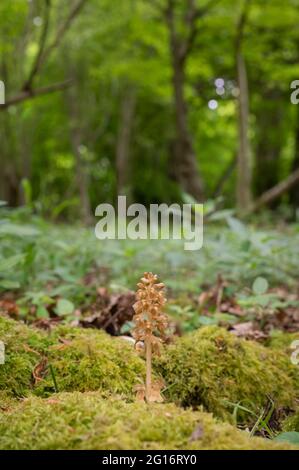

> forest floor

[{"left": 0, "top": 207, "right": 299, "bottom": 449}]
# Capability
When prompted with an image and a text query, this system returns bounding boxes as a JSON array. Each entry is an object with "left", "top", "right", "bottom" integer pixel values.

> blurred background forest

[
  {"left": 0, "top": 0, "right": 299, "bottom": 367},
  {"left": 1, "top": 0, "right": 299, "bottom": 221},
  {"left": 2, "top": 2, "right": 299, "bottom": 444}
]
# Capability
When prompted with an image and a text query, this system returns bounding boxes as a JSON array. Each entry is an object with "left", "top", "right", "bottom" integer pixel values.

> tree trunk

[
  {"left": 171, "top": 53, "right": 204, "bottom": 201},
  {"left": 165, "top": 1, "right": 204, "bottom": 201},
  {"left": 254, "top": 88, "right": 285, "bottom": 205},
  {"left": 70, "top": 121, "right": 92, "bottom": 225},
  {"left": 65, "top": 81, "right": 92, "bottom": 224},
  {"left": 0, "top": 113, "right": 20, "bottom": 206},
  {"left": 235, "top": 0, "right": 252, "bottom": 213},
  {"left": 236, "top": 51, "right": 252, "bottom": 212},
  {"left": 116, "top": 86, "right": 136, "bottom": 199}
]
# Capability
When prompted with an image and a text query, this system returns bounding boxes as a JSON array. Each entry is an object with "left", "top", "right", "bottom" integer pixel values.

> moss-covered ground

[
  {"left": 0, "top": 316, "right": 146, "bottom": 399},
  {"left": 0, "top": 392, "right": 296, "bottom": 450},
  {"left": 0, "top": 315, "right": 298, "bottom": 449},
  {"left": 282, "top": 409, "right": 299, "bottom": 433},
  {"left": 156, "top": 326, "right": 299, "bottom": 423}
]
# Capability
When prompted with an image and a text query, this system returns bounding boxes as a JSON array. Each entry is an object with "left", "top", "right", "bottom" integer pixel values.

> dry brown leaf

[{"left": 32, "top": 357, "right": 48, "bottom": 384}]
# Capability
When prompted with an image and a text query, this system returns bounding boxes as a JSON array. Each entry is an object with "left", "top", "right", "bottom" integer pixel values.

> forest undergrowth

[{"left": 1, "top": 208, "right": 299, "bottom": 449}]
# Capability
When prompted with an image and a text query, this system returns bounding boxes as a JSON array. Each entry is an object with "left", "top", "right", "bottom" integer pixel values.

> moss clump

[
  {"left": 156, "top": 326, "right": 299, "bottom": 423},
  {"left": 34, "top": 327, "right": 146, "bottom": 398},
  {"left": 266, "top": 330, "right": 299, "bottom": 352},
  {"left": 282, "top": 410, "right": 299, "bottom": 432},
  {"left": 0, "top": 391, "right": 295, "bottom": 450},
  {"left": 0, "top": 391, "right": 17, "bottom": 411},
  {"left": 0, "top": 315, "right": 52, "bottom": 397},
  {"left": 0, "top": 316, "right": 146, "bottom": 399}
]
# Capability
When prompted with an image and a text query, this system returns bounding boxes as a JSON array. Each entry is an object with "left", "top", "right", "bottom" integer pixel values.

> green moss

[
  {"left": 266, "top": 330, "right": 299, "bottom": 351},
  {"left": 0, "top": 316, "right": 146, "bottom": 399},
  {"left": 156, "top": 326, "right": 299, "bottom": 423},
  {"left": 0, "top": 390, "right": 17, "bottom": 411},
  {"left": 0, "top": 317, "right": 145, "bottom": 397},
  {"left": 0, "top": 392, "right": 295, "bottom": 450},
  {"left": 282, "top": 409, "right": 299, "bottom": 432},
  {"left": 34, "top": 327, "right": 146, "bottom": 398},
  {"left": 0, "top": 315, "right": 52, "bottom": 397},
  {"left": 1, "top": 315, "right": 297, "bottom": 431}
]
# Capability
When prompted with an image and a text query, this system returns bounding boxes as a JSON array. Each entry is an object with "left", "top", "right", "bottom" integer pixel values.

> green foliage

[
  {"left": 1, "top": 0, "right": 299, "bottom": 209},
  {"left": 1, "top": 212, "right": 299, "bottom": 307},
  {"left": 252, "top": 277, "right": 269, "bottom": 295},
  {"left": 0, "top": 392, "right": 295, "bottom": 450},
  {"left": 156, "top": 326, "right": 299, "bottom": 424},
  {"left": 266, "top": 330, "right": 299, "bottom": 351}
]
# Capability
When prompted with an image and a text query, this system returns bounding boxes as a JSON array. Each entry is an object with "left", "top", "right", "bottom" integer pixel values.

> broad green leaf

[
  {"left": 198, "top": 316, "right": 218, "bottom": 326},
  {"left": 252, "top": 277, "right": 269, "bottom": 295},
  {"left": 0, "top": 279, "right": 20, "bottom": 289},
  {"left": 227, "top": 216, "right": 247, "bottom": 237},
  {"left": 56, "top": 298, "right": 75, "bottom": 316},
  {"left": 36, "top": 306, "right": 49, "bottom": 319},
  {"left": 0, "top": 223, "right": 40, "bottom": 237},
  {"left": 0, "top": 254, "right": 25, "bottom": 272}
]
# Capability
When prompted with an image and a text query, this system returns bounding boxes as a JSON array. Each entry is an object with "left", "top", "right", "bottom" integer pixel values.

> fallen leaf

[
  {"left": 80, "top": 291, "right": 136, "bottom": 335},
  {"left": 231, "top": 322, "right": 267, "bottom": 340},
  {"left": 32, "top": 357, "right": 48, "bottom": 384}
]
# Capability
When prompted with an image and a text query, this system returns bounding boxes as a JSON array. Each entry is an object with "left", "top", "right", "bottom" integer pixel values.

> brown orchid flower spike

[{"left": 132, "top": 272, "right": 168, "bottom": 403}]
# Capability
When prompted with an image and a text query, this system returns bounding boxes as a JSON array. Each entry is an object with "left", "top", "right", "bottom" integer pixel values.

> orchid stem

[{"left": 145, "top": 337, "right": 152, "bottom": 402}]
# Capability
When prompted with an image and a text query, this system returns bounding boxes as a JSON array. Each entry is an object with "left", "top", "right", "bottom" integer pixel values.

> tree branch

[
  {"left": 235, "top": 0, "right": 251, "bottom": 55},
  {"left": 0, "top": 80, "right": 73, "bottom": 110},
  {"left": 180, "top": 0, "right": 221, "bottom": 62},
  {"left": 40, "top": 0, "right": 88, "bottom": 69},
  {"left": 23, "top": 0, "right": 52, "bottom": 91},
  {"left": 250, "top": 168, "right": 299, "bottom": 212},
  {"left": 2, "top": 0, "right": 87, "bottom": 110},
  {"left": 212, "top": 154, "right": 237, "bottom": 198}
]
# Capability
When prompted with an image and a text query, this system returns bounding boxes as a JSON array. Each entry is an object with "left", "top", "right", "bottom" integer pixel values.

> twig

[{"left": 0, "top": 79, "right": 73, "bottom": 110}]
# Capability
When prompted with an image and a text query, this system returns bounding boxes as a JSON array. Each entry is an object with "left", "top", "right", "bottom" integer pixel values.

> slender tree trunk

[
  {"left": 235, "top": 0, "right": 252, "bottom": 213},
  {"left": 236, "top": 51, "right": 251, "bottom": 211},
  {"left": 166, "top": 1, "right": 204, "bottom": 201},
  {"left": 18, "top": 115, "right": 32, "bottom": 205},
  {"left": 171, "top": 53, "right": 204, "bottom": 200},
  {"left": 0, "top": 58, "right": 19, "bottom": 206},
  {"left": 65, "top": 76, "right": 92, "bottom": 224},
  {"left": 116, "top": 86, "right": 136, "bottom": 199},
  {"left": 254, "top": 89, "right": 285, "bottom": 205},
  {"left": 213, "top": 154, "right": 237, "bottom": 198},
  {"left": 0, "top": 112, "right": 20, "bottom": 206},
  {"left": 70, "top": 119, "right": 92, "bottom": 225}
]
